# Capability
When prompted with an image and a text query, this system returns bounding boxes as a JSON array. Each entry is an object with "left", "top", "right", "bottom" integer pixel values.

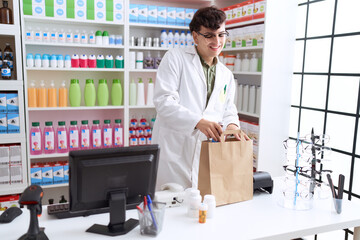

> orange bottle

[
  {"left": 48, "top": 80, "right": 57, "bottom": 107},
  {"left": 28, "top": 81, "right": 37, "bottom": 107},
  {"left": 59, "top": 81, "right": 68, "bottom": 107},
  {"left": 37, "top": 80, "right": 47, "bottom": 108}
]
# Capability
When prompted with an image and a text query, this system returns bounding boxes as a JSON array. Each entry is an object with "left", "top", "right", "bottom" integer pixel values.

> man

[{"left": 152, "top": 6, "right": 246, "bottom": 189}]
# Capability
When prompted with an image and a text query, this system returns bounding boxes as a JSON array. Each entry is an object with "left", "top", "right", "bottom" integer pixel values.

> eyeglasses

[
  {"left": 283, "top": 188, "right": 313, "bottom": 200},
  {"left": 197, "top": 30, "right": 229, "bottom": 39},
  {"left": 283, "top": 165, "right": 333, "bottom": 175}
]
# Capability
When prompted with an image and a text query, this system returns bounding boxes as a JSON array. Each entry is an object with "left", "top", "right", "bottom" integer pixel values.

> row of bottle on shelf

[
  {"left": 31, "top": 161, "right": 69, "bottom": 186},
  {"left": 0, "top": 43, "right": 14, "bottom": 79},
  {"left": 0, "top": 144, "right": 23, "bottom": 186},
  {"left": 235, "top": 83, "right": 261, "bottom": 115},
  {"left": 27, "top": 77, "right": 154, "bottom": 108},
  {"left": 129, "top": 51, "right": 162, "bottom": 70},
  {"left": 220, "top": 52, "right": 262, "bottom": 72},
  {"left": 225, "top": 24, "right": 264, "bottom": 48},
  {"left": 238, "top": 118, "right": 260, "bottom": 169},
  {"left": 26, "top": 53, "right": 124, "bottom": 69},
  {"left": 25, "top": 28, "right": 123, "bottom": 46},
  {"left": 159, "top": 29, "right": 194, "bottom": 49}
]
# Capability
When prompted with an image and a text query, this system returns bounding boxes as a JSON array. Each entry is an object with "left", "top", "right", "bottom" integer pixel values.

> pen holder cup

[
  {"left": 333, "top": 198, "right": 343, "bottom": 214},
  {"left": 138, "top": 202, "right": 166, "bottom": 236}
]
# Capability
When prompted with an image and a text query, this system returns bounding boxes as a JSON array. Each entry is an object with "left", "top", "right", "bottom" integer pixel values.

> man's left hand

[{"left": 225, "top": 124, "right": 250, "bottom": 141}]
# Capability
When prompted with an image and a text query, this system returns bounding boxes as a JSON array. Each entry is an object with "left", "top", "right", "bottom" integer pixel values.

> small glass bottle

[{"left": 0, "top": 0, "right": 13, "bottom": 24}]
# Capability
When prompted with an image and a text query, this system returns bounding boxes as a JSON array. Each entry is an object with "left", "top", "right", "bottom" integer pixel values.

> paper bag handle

[{"left": 220, "top": 129, "right": 245, "bottom": 143}]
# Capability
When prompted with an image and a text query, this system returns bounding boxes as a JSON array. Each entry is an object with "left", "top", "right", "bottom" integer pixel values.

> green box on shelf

[
  {"left": 45, "top": 0, "right": 54, "bottom": 17},
  {"left": 87, "top": 0, "right": 95, "bottom": 20},
  {"left": 66, "top": 0, "right": 75, "bottom": 18}
]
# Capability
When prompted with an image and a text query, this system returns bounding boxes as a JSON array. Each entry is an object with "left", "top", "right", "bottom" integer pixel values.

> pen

[
  {"left": 338, "top": 174, "right": 345, "bottom": 199},
  {"left": 147, "top": 194, "right": 158, "bottom": 230},
  {"left": 143, "top": 196, "right": 147, "bottom": 211},
  {"left": 327, "top": 173, "right": 337, "bottom": 199},
  {"left": 224, "top": 84, "right": 227, "bottom": 94},
  {"left": 136, "top": 205, "right": 143, "bottom": 214}
]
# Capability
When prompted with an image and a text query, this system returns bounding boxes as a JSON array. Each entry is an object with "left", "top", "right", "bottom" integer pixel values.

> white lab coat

[{"left": 152, "top": 46, "right": 239, "bottom": 190}]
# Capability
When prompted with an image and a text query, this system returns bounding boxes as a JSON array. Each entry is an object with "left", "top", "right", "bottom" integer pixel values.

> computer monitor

[{"left": 69, "top": 145, "right": 159, "bottom": 236}]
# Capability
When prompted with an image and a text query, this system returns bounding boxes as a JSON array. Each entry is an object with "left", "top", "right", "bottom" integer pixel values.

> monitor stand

[{"left": 86, "top": 191, "right": 139, "bottom": 236}]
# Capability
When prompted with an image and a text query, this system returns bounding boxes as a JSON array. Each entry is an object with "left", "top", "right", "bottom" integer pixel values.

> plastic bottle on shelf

[
  {"left": 111, "top": 79, "right": 123, "bottom": 106},
  {"left": 0, "top": 0, "right": 12, "bottom": 24},
  {"left": 88, "top": 54, "right": 96, "bottom": 68},
  {"left": 160, "top": 29, "right": 167, "bottom": 48},
  {"left": 44, "top": 121, "right": 56, "bottom": 154},
  {"left": 42, "top": 54, "right": 49, "bottom": 68},
  {"left": 58, "top": 29, "right": 65, "bottom": 43},
  {"left": 71, "top": 54, "right": 79, "bottom": 68},
  {"left": 257, "top": 52, "right": 262, "bottom": 72},
  {"left": 146, "top": 78, "right": 154, "bottom": 106},
  {"left": 89, "top": 31, "right": 95, "bottom": 44},
  {"left": 69, "top": 121, "right": 79, "bottom": 150},
  {"left": 241, "top": 53, "right": 250, "bottom": 72},
  {"left": 136, "top": 52, "right": 143, "bottom": 69},
  {"left": 95, "top": 30, "right": 102, "bottom": 45},
  {"left": 57, "top": 121, "right": 69, "bottom": 153},
  {"left": 73, "top": 30, "right": 80, "bottom": 43},
  {"left": 66, "top": 30, "right": 73, "bottom": 43},
  {"left": 79, "top": 54, "right": 88, "bottom": 68},
  {"left": 30, "top": 122, "right": 42, "bottom": 155},
  {"left": 129, "top": 79, "right": 137, "bottom": 106},
  {"left": 97, "top": 54, "right": 105, "bottom": 68},
  {"left": 50, "top": 28, "right": 58, "bottom": 42},
  {"left": 80, "top": 120, "right": 90, "bottom": 149},
  {"left": 37, "top": 80, "right": 47, "bottom": 107},
  {"left": 102, "top": 31, "right": 109, "bottom": 45},
  {"left": 154, "top": 51, "right": 162, "bottom": 69},
  {"left": 167, "top": 30, "right": 174, "bottom": 48},
  {"left": 91, "top": 120, "right": 102, "bottom": 148},
  {"left": 174, "top": 30, "right": 180, "bottom": 48},
  {"left": 129, "top": 134, "right": 138, "bottom": 146},
  {"left": 113, "top": 119, "right": 124, "bottom": 147},
  {"left": 130, "top": 116, "right": 138, "bottom": 128},
  {"left": 43, "top": 28, "right": 50, "bottom": 42},
  {"left": 144, "top": 125, "right": 152, "bottom": 137},
  {"left": 50, "top": 54, "right": 57, "bottom": 68},
  {"left": 64, "top": 55, "right": 71, "bottom": 68},
  {"left": 103, "top": 120, "right": 113, "bottom": 148},
  {"left": 69, "top": 79, "right": 81, "bottom": 107},
  {"left": 115, "top": 55, "right": 124, "bottom": 68},
  {"left": 138, "top": 134, "right": 146, "bottom": 145},
  {"left": 180, "top": 30, "right": 186, "bottom": 48},
  {"left": 105, "top": 55, "right": 114, "bottom": 68},
  {"left": 34, "top": 54, "right": 41, "bottom": 68},
  {"left": 81, "top": 30, "right": 88, "bottom": 44},
  {"left": 28, "top": 81, "right": 37, "bottom": 107},
  {"left": 1, "top": 61, "right": 11, "bottom": 79},
  {"left": 146, "top": 134, "right": 152, "bottom": 145},
  {"left": 140, "top": 116, "right": 148, "bottom": 128},
  {"left": 249, "top": 52, "right": 258, "bottom": 72},
  {"left": 136, "top": 124, "right": 144, "bottom": 138},
  {"left": 57, "top": 55, "right": 64, "bottom": 68},
  {"left": 234, "top": 53, "right": 241, "bottom": 72},
  {"left": 97, "top": 79, "right": 109, "bottom": 106},
  {"left": 150, "top": 116, "right": 156, "bottom": 129},
  {"left": 109, "top": 35, "right": 115, "bottom": 45},
  {"left": 48, "top": 80, "right": 57, "bottom": 107},
  {"left": 186, "top": 30, "right": 193, "bottom": 46},
  {"left": 59, "top": 81, "right": 68, "bottom": 107},
  {"left": 144, "top": 52, "right": 154, "bottom": 69},
  {"left": 26, "top": 27, "right": 34, "bottom": 41},
  {"left": 34, "top": 27, "right": 42, "bottom": 42},
  {"left": 84, "top": 79, "right": 96, "bottom": 106}
]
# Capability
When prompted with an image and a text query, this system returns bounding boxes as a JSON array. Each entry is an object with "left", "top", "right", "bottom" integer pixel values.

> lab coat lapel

[{"left": 185, "top": 47, "right": 206, "bottom": 87}]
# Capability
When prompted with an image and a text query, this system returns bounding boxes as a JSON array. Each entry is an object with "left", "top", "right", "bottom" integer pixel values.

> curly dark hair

[{"left": 189, "top": 6, "right": 226, "bottom": 33}]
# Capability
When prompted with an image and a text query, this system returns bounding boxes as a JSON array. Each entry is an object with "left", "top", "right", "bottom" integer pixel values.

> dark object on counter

[
  {"left": 253, "top": 171, "right": 273, "bottom": 194},
  {"left": 0, "top": 206, "right": 22, "bottom": 223}
]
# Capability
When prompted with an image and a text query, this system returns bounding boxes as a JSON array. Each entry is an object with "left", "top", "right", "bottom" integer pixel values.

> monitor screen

[{"left": 69, "top": 145, "right": 159, "bottom": 236}]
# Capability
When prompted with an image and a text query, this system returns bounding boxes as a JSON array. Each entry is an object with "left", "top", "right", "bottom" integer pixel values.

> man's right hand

[{"left": 195, "top": 119, "right": 223, "bottom": 142}]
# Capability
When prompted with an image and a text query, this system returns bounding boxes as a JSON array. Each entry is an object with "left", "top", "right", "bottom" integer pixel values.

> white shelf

[
  {"left": 129, "top": 106, "right": 155, "bottom": 109},
  {"left": 30, "top": 153, "right": 68, "bottom": 159},
  {"left": 0, "top": 24, "right": 19, "bottom": 36},
  {"left": 129, "top": 69, "right": 157, "bottom": 73},
  {"left": 222, "top": 46, "right": 263, "bottom": 52},
  {"left": 0, "top": 80, "right": 23, "bottom": 90},
  {"left": 25, "top": 67, "right": 125, "bottom": 72},
  {"left": 25, "top": 41, "right": 124, "bottom": 49},
  {"left": 129, "top": 46, "right": 169, "bottom": 51},
  {"left": 41, "top": 183, "right": 68, "bottom": 189},
  {"left": 233, "top": 71, "right": 262, "bottom": 75},
  {"left": 0, "top": 134, "right": 26, "bottom": 144},
  {"left": 23, "top": 15, "right": 124, "bottom": 27},
  {"left": 28, "top": 106, "right": 125, "bottom": 111},
  {"left": 226, "top": 18, "right": 265, "bottom": 29},
  {"left": 238, "top": 111, "right": 260, "bottom": 118},
  {"left": 129, "top": 22, "right": 189, "bottom": 30},
  {"left": 0, "top": 185, "right": 27, "bottom": 195}
]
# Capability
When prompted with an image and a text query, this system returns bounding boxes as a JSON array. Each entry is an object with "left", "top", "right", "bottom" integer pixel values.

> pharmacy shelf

[
  {"left": 129, "top": 22, "right": 189, "bottom": 30},
  {"left": 238, "top": 111, "right": 260, "bottom": 118},
  {"left": 25, "top": 67, "right": 125, "bottom": 72},
  {"left": 226, "top": 18, "right": 265, "bottom": 29},
  {"left": 0, "top": 24, "right": 20, "bottom": 36},
  {"left": 233, "top": 71, "right": 262, "bottom": 75},
  {"left": 129, "top": 69, "right": 157, "bottom": 73},
  {"left": 129, "top": 106, "right": 155, "bottom": 109},
  {"left": 25, "top": 41, "right": 124, "bottom": 49},
  {"left": 0, "top": 185, "right": 27, "bottom": 196},
  {"left": 222, "top": 46, "right": 263, "bottom": 52},
  {"left": 41, "top": 183, "right": 68, "bottom": 189},
  {"left": 0, "top": 134, "right": 26, "bottom": 144},
  {"left": 0, "top": 80, "right": 23, "bottom": 90},
  {"left": 129, "top": 46, "right": 169, "bottom": 51},
  {"left": 23, "top": 15, "right": 124, "bottom": 27},
  {"left": 28, "top": 106, "right": 125, "bottom": 111},
  {"left": 29, "top": 153, "right": 68, "bottom": 159}
]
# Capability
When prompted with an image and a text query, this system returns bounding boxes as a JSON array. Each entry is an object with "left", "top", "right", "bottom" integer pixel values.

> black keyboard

[{"left": 47, "top": 203, "right": 108, "bottom": 219}]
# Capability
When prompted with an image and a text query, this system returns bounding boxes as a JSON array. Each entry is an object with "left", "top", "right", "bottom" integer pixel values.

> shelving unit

[
  {"left": 25, "top": 42, "right": 125, "bottom": 49},
  {"left": 25, "top": 67, "right": 125, "bottom": 72}
]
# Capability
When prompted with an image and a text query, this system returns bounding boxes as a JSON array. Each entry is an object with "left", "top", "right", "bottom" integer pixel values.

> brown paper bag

[{"left": 198, "top": 130, "right": 253, "bottom": 206}]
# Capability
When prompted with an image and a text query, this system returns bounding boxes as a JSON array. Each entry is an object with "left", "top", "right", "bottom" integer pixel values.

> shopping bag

[{"left": 198, "top": 130, "right": 253, "bottom": 206}]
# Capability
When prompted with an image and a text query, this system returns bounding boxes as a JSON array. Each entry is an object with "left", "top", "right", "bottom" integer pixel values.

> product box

[
  {"left": 42, "top": 164, "right": 53, "bottom": 185},
  {"left": 0, "top": 114, "right": 7, "bottom": 134},
  {"left": 185, "top": 8, "right": 193, "bottom": 26},
  {"left": 6, "top": 93, "right": 18, "bottom": 113},
  {"left": 10, "top": 164, "right": 23, "bottom": 184},
  {"left": 63, "top": 162, "right": 69, "bottom": 183},
  {"left": 30, "top": 164, "right": 42, "bottom": 185},
  {"left": 129, "top": 4, "right": 138, "bottom": 23},
  {"left": 7, "top": 114, "right": 20, "bottom": 134},
  {"left": 148, "top": 5, "right": 157, "bottom": 24},
  {"left": 114, "top": 11, "right": 123, "bottom": 23},
  {"left": 0, "top": 195, "right": 20, "bottom": 210},
  {"left": 95, "top": 0, "right": 106, "bottom": 22},
  {"left": 247, "top": 122, "right": 259, "bottom": 146},
  {"left": 9, "top": 145, "right": 21, "bottom": 165},
  {"left": 75, "top": 0, "right": 86, "bottom": 20},
  {"left": 32, "top": 0, "right": 46, "bottom": 17},
  {"left": 0, "top": 93, "right": 6, "bottom": 113},
  {"left": 241, "top": 0, "right": 254, "bottom": 22},
  {"left": 0, "top": 165, "right": 10, "bottom": 185},
  {"left": 54, "top": 0, "right": 66, "bottom": 18},
  {"left": 176, "top": 8, "right": 185, "bottom": 26},
  {"left": 157, "top": 6, "right": 166, "bottom": 24},
  {"left": 0, "top": 147, "right": 9, "bottom": 165},
  {"left": 138, "top": 4, "right": 147, "bottom": 23},
  {"left": 222, "top": 6, "right": 234, "bottom": 23},
  {"left": 167, "top": 7, "right": 176, "bottom": 25},
  {"left": 239, "top": 120, "right": 249, "bottom": 135},
  {"left": 253, "top": 0, "right": 266, "bottom": 19},
  {"left": 53, "top": 163, "right": 64, "bottom": 184},
  {"left": 113, "top": 0, "right": 124, "bottom": 23}
]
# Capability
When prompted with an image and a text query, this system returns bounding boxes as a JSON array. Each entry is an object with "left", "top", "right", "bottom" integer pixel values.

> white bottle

[
  {"left": 167, "top": 30, "right": 174, "bottom": 48},
  {"left": 241, "top": 53, "right": 250, "bottom": 72},
  {"left": 89, "top": 31, "right": 95, "bottom": 44},
  {"left": 249, "top": 52, "right": 258, "bottom": 72},
  {"left": 160, "top": 29, "right": 167, "bottom": 48},
  {"left": 50, "top": 28, "right": 58, "bottom": 42},
  {"left": 73, "top": 30, "right": 80, "bottom": 43},
  {"left": 66, "top": 30, "right": 73, "bottom": 43},
  {"left": 34, "top": 27, "right": 42, "bottom": 42},
  {"left": 187, "top": 189, "right": 201, "bottom": 218},
  {"left": 174, "top": 30, "right": 180, "bottom": 48},
  {"left": 81, "top": 31, "right": 88, "bottom": 44},
  {"left": 137, "top": 78, "right": 145, "bottom": 106},
  {"left": 58, "top": 29, "right": 66, "bottom": 43},
  {"left": 186, "top": 30, "right": 193, "bottom": 47},
  {"left": 203, "top": 195, "right": 216, "bottom": 219},
  {"left": 136, "top": 52, "right": 144, "bottom": 69},
  {"left": 129, "top": 79, "right": 137, "bottom": 106},
  {"left": 57, "top": 55, "right": 64, "bottom": 68},
  {"left": 180, "top": 30, "right": 186, "bottom": 48},
  {"left": 26, "top": 27, "right": 34, "bottom": 41},
  {"left": 146, "top": 78, "right": 154, "bottom": 106},
  {"left": 248, "top": 85, "right": 256, "bottom": 113},
  {"left": 242, "top": 84, "right": 249, "bottom": 112},
  {"left": 234, "top": 53, "right": 241, "bottom": 72},
  {"left": 43, "top": 28, "right": 50, "bottom": 42}
]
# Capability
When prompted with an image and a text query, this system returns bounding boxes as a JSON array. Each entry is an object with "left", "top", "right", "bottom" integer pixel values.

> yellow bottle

[
  {"left": 59, "top": 81, "right": 68, "bottom": 107},
  {"left": 48, "top": 80, "right": 57, "bottom": 107},
  {"left": 37, "top": 80, "right": 47, "bottom": 108},
  {"left": 28, "top": 81, "right": 37, "bottom": 108}
]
